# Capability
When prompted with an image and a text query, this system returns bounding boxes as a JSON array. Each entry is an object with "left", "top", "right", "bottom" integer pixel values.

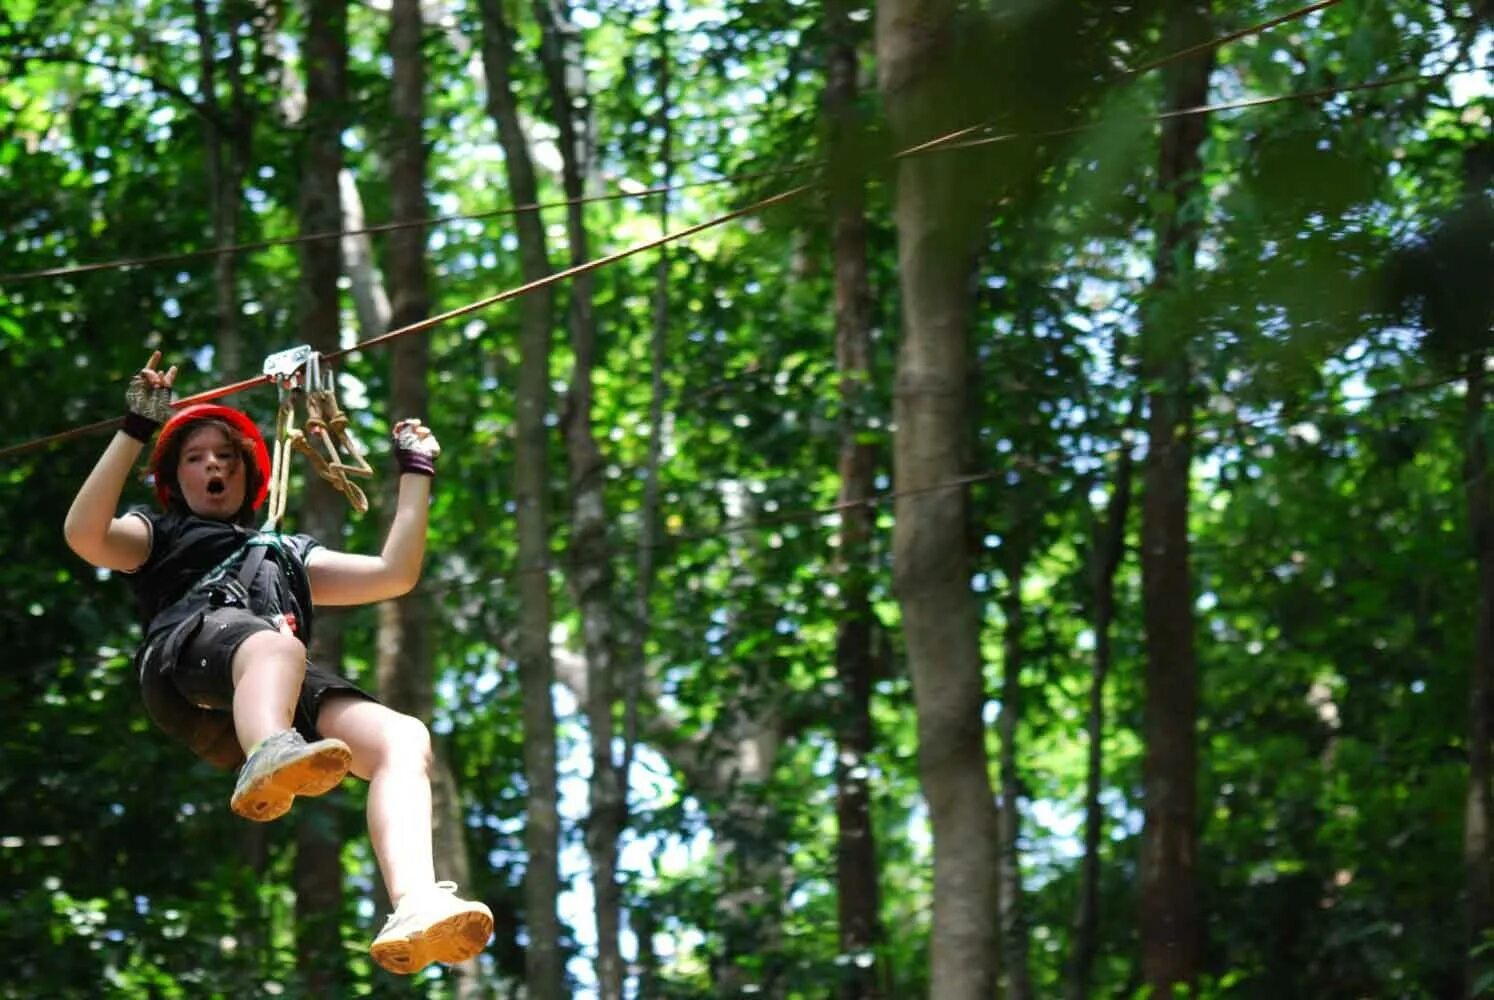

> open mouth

[{"left": 206, "top": 478, "right": 226, "bottom": 496}]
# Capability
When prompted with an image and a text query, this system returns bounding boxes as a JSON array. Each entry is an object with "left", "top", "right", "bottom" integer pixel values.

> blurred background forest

[{"left": 2, "top": 0, "right": 1493, "bottom": 997}]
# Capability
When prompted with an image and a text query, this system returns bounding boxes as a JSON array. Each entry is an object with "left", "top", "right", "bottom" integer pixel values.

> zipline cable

[
  {"left": 1128, "top": 0, "right": 1342, "bottom": 75},
  {"left": 926, "top": 70, "right": 1448, "bottom": 155},
  {"left": 0, "top": 0, "right": 1344, "bottom": 286},
  {"left": 0, "top": 182, "right": 815, "bottom": 462},
  {"left": 0, "top": 53, "right": 1477, "bottom": 459},
  {"left": 18, "top": 354, "right": 1482, "bottom": 677},
  {"left": 0, "top": 61, "right": 1469, "bottom": 464},
  {"left": 0, "top": 163, "right": 818, "bottom": 285},
  {"left": 0, "top": 63, "right": 1466, "bottom": 463},
  {"left": 417, "top": 361, "right": 1478, "bottom": 597},
  {"left": 897, "top": 0, "right": 1347, "bottom": 158}
]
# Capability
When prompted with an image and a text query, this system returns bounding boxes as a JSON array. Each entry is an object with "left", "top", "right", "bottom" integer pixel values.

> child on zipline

[{"left": 63, "top": 351, "right": 492, "bottom": 975}]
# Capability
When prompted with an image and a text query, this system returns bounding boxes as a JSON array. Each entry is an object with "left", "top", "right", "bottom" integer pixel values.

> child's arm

[
  {"left": 63, "top": 353, "right": 176, "bottom": 572},
  {"left": 63, "top": 433, "right": 154, "bottom": 571},
  {"left": 305, "top": 419, "right": 438, "bottom": 606}
]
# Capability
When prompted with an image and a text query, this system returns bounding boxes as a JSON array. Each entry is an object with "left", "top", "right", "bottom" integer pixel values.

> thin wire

[
  {"left": 896, "top": 0, "right": 1346, "bottom": 158},
  {"left": 426, "top": 470, "right": 1011, "bottom": 595},
  {"left": 421, "top": 363, "right": 1471, "bottom": 598},
  {"left": 1128, "top": 0, "right": 1342, "bottom": 76},
  {"left": 0, "top": 163, "right": 818, "bottom": 285},
  {"left": 15, "top": 467, "right": 1031, "bottom": 677},
  {"left": 927, "top": 70, "right": 1445, "bottom": 155},
  {"left": 0, "top": 66, "right": 1472, "bottom": 458},
  {"left": 19, "top": 367, "right": 1477, "bottom": 680},
  {"left": 0, "top": 182, "right": 815, "bottom": 462},
  {"left": 2, "top": 0, "right": 1340, "bottom": 285}
]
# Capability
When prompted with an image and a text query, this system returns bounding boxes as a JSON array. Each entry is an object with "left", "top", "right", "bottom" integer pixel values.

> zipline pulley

[{"left": 261, "top": 346, "right": 373, "bottom": 529}]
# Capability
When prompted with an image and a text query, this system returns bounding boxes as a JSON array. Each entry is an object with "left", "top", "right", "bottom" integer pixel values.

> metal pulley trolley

[{"left": 260, "top": 346, "right": 373, "bottom": 530}]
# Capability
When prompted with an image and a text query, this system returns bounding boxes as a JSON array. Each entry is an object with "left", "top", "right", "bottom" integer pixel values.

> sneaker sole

[
  {"left": 230, "top": 740, "right": 352, "bottom": 823},
  {"left": 370, "top": 905, "right": 495, "bottom": 975}
]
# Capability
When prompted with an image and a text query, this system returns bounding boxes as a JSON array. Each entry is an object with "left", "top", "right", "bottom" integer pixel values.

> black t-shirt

[{"left": 125, "top": 507, "right": 321, "bottom": 643}]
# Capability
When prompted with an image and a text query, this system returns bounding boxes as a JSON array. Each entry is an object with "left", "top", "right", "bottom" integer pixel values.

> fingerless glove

[
  {"left": 123, "top": 374, "right": 174, "bottom": 442},
  {"left": 393, "top": 420, "right": 440, "bottom": 477}
]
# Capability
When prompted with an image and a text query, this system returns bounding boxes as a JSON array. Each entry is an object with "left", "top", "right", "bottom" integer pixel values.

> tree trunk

[
  {"left": 291, "top": 4, "right": 348, "bottom": 987},
  {"left": 191, "top": 0, "right": 250, "bottom": 377},
  {"left": 621, "top": 12, "right": 673, "bottom": 983},
  {"left": 876, "top": 2, "right": 1000, "bottom": 996},
  {"left": 338, "top": 169, "right": 392, "bottom": 342},
  {"left": 1139, "top": 3, "right": 1213, "bottom": 992},
  {"left": 529, "top": 2, "right": 626, "bottom": 993},
  {"left": 635, "top": 904, "right": 661, "bottom": 999},
  {"left": 195, "top": 0, "right": 269, "bottom": 959},
  {"left": 1067, "top": 442, "right": 1135, "bottom": 1000},
  {"left": 707, "top": 651, "right": 789, "bottom": 997},
  {"left": 553, "top": 640, "right": 789, "bottom": 998},
  {"left": 293, "top": 596, "right": 348, "bottom": 995},
  {"left": 380, "top": 0, "right": 434, "bottom": 727},
  {"left": 618, "top": 0, "right": 673, "bottom": 802},
  {"left": 375, "top": 4, "right": 487, "bottom": 996},
  {"left": 476, "top": 4, "right": 564, "bottom": 996},
  {"left": 998, "top": 545, "right": 1032, "bottom": 1000},
  {"left": 294, "top": 0, "right": 346, "bottom": 376},
  {"left": 825, "top": 1, "right": 884, "bottom": 995},
  {"left": 1464, "top": 355, "right": 1494, "bottom": 999}
]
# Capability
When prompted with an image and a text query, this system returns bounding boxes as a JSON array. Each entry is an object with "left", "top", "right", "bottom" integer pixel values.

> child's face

[{"left": 176, "top": 424, "right": 247, "bottom": 520}]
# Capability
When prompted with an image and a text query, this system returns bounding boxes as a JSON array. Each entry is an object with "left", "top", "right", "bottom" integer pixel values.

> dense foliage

[{"left": 1, "top": 0, "right": 1491, "bottom": 996}]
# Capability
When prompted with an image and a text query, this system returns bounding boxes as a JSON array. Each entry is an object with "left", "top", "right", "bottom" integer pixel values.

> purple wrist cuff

[
  {"left": 396, "top": 450, "right": 437, "bottom": 477},
  {"left": 121, "top": 411, "right": 160, "bottom": 443}
]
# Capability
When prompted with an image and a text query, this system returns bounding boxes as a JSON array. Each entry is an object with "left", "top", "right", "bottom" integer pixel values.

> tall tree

[
  {"left": 338, "top": 170, "right": 391, "bottom": 342},
  {"left": 824, "top": 0, "right": 884, "bottom": 994},
  {"left": 528, "top": 0, "right": 627, "bottom": 992},
  {"left": 189, "top": 0, "right": 252, "bottom": 377},
  {"left": 375, "top": 1, "right": 487, "bottom": 996},
  {"left": 1454, "top": 126, "right": 1494, "bottom": 1000},
  {"left": 291, "top": 0, "right": 349, "bottom": 990},
  {"left": 876, "top": 0, "right": 1001, "bottom": 995},
  {"left": 475, "top": 2, "right": 564, "bottom": 995},
  {"left": 1138, "top": 2, "right": 1214, "bottom": 992},
  {"left": 622, "top": 7, "right": 672, "bottom": 989},
  {"left": 1067, "top": 429, "right": 1135, "bottom": 1000},
  {"left": 997, "top": 531, "right": 1033, "bottom": 1000}
]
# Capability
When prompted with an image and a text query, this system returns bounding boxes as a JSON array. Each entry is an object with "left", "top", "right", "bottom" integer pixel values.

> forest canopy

[{"left": 2, "top": 0, "right": 1493, "bottom": 997}]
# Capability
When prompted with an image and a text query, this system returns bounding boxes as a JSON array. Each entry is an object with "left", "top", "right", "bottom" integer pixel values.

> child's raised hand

[
  {"left": 121, "top": 351, "right": 178, "bottom": 441},
  {"left": 126, "top": 351, "right": 177, "bottom": 422},
  {"left": 392, "top": 418, "right": 440, "bottom": 477}
]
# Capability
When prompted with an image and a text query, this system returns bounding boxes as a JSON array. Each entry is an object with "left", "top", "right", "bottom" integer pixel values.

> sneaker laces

[{"left": 384, "top": 881, "right": 462, "bottom": 926}]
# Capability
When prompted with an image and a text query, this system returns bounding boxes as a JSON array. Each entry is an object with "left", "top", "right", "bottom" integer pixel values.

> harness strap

[
  {"left": 235, "top": 542, "right": 270, "bottom": 594},
  {"left": 186, "top": 533, "right": 283, "bottom": 602}
]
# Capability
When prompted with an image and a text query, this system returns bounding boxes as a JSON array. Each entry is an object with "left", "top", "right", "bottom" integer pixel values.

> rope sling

[{"left": 260, "top": 346, "right": 373, "bottom": 530}]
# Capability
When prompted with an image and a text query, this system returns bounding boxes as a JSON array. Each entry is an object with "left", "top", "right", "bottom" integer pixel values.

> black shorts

[{"left": 169, "top": 607, "right": 376, "bottom": 745}]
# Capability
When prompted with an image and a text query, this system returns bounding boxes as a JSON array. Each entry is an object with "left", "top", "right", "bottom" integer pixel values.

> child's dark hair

[{"left": 154, "top": 418, "right": 264, "bottom": 526}]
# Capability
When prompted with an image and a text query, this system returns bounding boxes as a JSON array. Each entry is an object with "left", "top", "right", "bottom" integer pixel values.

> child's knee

[
  {"left": 235, "top": 629, "right": 308, "bottom": 678},
  {"left": 387, "top": 714, "right": 433, "bottom": 771}
]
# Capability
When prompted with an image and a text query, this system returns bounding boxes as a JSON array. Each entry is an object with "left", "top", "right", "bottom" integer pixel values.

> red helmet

[{"left": 149, "top": 404, "right": 272, "bottom": 511}]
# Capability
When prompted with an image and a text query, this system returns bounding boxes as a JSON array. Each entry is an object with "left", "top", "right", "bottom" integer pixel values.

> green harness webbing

[{"left": 188, "top": 532, "right": 293, "bottom": 607}]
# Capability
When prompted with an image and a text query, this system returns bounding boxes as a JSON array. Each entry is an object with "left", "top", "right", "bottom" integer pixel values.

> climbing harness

[{"left": 261, "top": 346, "right": 373, "bottom": 529}]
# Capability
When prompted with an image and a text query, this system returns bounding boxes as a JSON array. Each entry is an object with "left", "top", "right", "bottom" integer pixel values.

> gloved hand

[
  {"left": 123, "top": 351, "right": 177, "bottom": 442},
  {"left": 392, "top": 418, "right": 441, "bottom": 477}
]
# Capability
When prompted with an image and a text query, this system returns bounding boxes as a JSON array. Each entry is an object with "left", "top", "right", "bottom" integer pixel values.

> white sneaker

[{"left": 369, "top": 881, "right": 494, "bottom": 975}]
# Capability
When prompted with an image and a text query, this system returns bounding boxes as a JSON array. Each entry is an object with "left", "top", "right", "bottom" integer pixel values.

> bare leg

[
  {"left": 230, "top": 630, "right": 308, "bottom": 753},
  {"left": 316, "top": 696, "right": 436, "bottom": 904}
]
